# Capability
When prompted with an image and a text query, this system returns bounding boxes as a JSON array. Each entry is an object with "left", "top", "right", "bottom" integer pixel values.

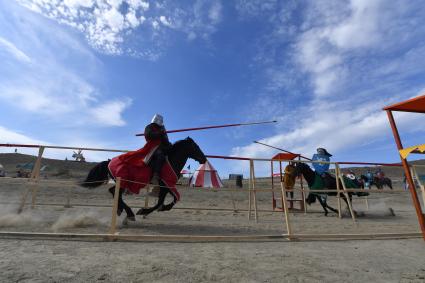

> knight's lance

[
  {"left": 135, "top": 120, "right": 277, "bottom": 136},
  {"left": 253, "top": 140, "right": 312, "bottom": 161}
]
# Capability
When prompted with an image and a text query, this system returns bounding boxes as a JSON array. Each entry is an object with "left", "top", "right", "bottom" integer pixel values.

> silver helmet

[{"left": 151, "top": 114, "right": 164, "bottom": 126}]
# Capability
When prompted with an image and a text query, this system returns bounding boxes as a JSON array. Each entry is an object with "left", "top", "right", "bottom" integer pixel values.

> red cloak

[{"left": 108, "top": 140, "right": 180, "bottom": 201}]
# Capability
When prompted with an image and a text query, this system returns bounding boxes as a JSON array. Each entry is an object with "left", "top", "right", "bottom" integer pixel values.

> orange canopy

[
  {"left": 272, "top": 153, "right": 299, "bottom": 160},
  {"left": 383, "top": 94, "right": 425, "bottom": 113}
]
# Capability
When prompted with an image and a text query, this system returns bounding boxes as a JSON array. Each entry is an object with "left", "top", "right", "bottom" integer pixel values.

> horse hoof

[
  {"left": 127, "top": 216, "right": 136, "bottom": 221},
  {"left": 136, "top": 208, "right": 148, "bottom": 215},
  {"left": 389, "top": 207, "right": 396, "bottom": 216}
]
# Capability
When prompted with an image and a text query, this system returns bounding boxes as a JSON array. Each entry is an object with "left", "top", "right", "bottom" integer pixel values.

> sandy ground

[{"left": 0, "top": 178, "right": 424, "bottom": 282}]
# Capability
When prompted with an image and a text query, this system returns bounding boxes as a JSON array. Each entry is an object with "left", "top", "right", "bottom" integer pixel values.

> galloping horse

[
  {"left": 360, "top": 175, "right": 393, "bottom": 190},
  {"left": 80, "top": 137, "right": 207, "bottom": 221},
  {"left": 285, "top": 163, "right": 369, "bottom": 216}
]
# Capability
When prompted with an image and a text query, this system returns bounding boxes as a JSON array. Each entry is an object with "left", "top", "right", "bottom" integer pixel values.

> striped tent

[{"left": 190, "top": 160, "right": 224, "bottom": 188}]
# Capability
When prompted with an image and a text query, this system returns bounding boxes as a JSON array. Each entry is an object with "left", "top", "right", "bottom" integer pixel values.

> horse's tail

[{"left": 80, "top": 160, "right": 111, "bottom": 188}]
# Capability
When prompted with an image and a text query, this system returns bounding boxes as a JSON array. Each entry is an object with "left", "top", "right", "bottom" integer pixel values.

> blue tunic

[{"left": 312, "top": 154, "right": 330, "bottom": 174}]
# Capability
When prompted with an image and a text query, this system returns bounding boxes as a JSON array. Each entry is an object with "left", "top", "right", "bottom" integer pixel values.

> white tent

[{"left": 190, "top": 160, "right": 224, "bottom": 188}]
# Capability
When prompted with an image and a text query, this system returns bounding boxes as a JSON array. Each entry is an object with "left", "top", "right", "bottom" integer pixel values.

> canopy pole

[
  {"left": 387, "top": 110, "right": 425, "bottom": 240},
  {"left": 253, "top": 141, "right": 312, "bottom": 161}
]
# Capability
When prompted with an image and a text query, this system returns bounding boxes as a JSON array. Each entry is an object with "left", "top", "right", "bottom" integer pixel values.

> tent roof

[
  {"left": 272, "top": 153, "right": 299, "bottom": 160},
  {"left": 195, "top": 161, "right": 219, "bottom": 172},
  {"left": 383, "top": 94, "right": 425, "bottom": 114}
]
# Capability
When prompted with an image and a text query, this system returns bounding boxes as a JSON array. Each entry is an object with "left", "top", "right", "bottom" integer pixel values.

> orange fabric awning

[
  {"left": 272, "top": 153, "right": 299, "bottom": 160},
  {"left": 383, "top": 94, "right": 425, "bottom": 113}
]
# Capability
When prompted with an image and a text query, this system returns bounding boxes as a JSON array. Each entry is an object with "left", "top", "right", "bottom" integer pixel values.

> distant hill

[{"left": 0, "top": 153, "right": 97, "bottom": 179}]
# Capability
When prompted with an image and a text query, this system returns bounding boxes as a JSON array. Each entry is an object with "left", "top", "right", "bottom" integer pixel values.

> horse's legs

[
  {"left": 119, "top": 189, "right": 135, "bottom": 221},
  {"left": 286, "top": 191, "right": 294, "bottom": 199},
  {"left": 316, "top": 195, "right": 329, "bottom": 216},
  {"left": 320, "top": 195, "right": 338, "bottom": 215},
  {"left": 156, "top": 186, "right": 169, "bottom": 211},
  {"left": 108, "top": 186, "right": 135, "bottom": 220},
  {"left": 159, "top": 192, "right": 178, "bottom": 211},
  {"left": 108, "top": 186, "right": 123, "bottom": 216},
  {"left": 136, "top": 182, "right": 168, "bottom": 216},
  {"left": 341, "top": 194, "right": 357, "bottom": 217}
]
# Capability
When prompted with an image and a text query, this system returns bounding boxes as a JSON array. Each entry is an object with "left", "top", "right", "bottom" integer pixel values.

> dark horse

[
  {"left": 81, "top": 137, "right": 207, "bottom": 222},
  {"left": 286, "top": 163, "right": 369, "bottom": 216},
  {"left": 360, "top": 175, "right": 393, "bottom": 190}
]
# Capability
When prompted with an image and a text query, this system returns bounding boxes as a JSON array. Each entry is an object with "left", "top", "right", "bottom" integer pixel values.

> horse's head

[
  {"left": 291, "top": 162, "right": 316, "bottom": 187},
  {"left": 185, "top": 137, "right": 207, "bottom": 164},
  {"left": 290, "top": 162, "right": 308, "bottom": 177},
  {"left": 170, "top": 137, "right": 207, "bottom": 165},
  {"left": 283, "top": 164, "right": 297, "bottom": 190}
]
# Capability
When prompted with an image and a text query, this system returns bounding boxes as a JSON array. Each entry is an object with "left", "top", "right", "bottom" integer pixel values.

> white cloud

[
  {"left": 0, "top": 1, "right": 132, "bottom": 127},
  {"left": 159, "top": 15, "right": 172, "bottom": 27},
  {"left": 89, "top": 99, "right": 133, "bottom": 126},
  {"left": 293, "top": 0, "right": 390, "bottom": 97},
  {"left": 0, "top": 37, "right": 31, "bottom": 63},
  {"left": 16, "top": 0, "right": 223, "bottom": 58},
  {"left": 235, "top": 0, "right": 277, "bottom": 18},
  {"left": 0, "top": 126, "right": 46, "bottom": 145},
  {"left": 64, "top": 0, "right": 94, "bottom": 8},
  {"left": 324, "top": 0, "right": 383, "bottom": 49},
  {"left": 208, "top": 1, "right": 222, "bottom": 24}
]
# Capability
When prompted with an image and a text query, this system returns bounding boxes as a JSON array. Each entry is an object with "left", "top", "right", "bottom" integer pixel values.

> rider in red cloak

[{"left": 108, "top": 114, "right": 179, "bottom": 200}]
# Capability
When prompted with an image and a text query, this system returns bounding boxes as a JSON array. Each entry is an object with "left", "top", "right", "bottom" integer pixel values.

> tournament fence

[{"left": 0, "top": 143, "right": 423, "bottom": 242}]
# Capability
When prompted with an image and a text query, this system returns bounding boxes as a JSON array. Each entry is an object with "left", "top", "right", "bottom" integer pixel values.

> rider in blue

[
  {"left": 312, "top": 148, "right": 332, "bottom": 174},
  {"left": 312, "top": 148, "right": 333, "bottom": 188},
  {"left": 365, "top": 169, "right": 374, "bottom": 189}
]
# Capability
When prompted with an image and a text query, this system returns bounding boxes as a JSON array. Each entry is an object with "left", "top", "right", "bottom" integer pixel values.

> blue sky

[{"left": 0, "top": 0, "right": 425, "bottom": 177}]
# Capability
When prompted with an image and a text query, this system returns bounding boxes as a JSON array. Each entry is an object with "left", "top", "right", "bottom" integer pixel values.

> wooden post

[
  {"left": 251, "top": 160, "right": 259, "bottom": 222},
  {"left": 64, "top": 186, "right": 72, "bottom": 208},
  {"left": 299, "top": 157, "right": 307, "bottom": 214},
  {"left": 271, "top": 161, "right": 275, "bottom": 210},
  {"left": 386, "top": 110, "right": 425, "bottom": 240},
  {"left": 364, "top": 192, "right": 369, "bottom": 211},
  {"left": 248, "top": 160, "right": 252, "bottom": 220},
  {"left": 144, "top": 186, "right": 151, "bottom": 208},
  {"left": 339, "top": 175, "right": 357, "bottom": 223},
  {"left": 229, "top": 188, "right": 237, "bottom": 212},
  {"left": 109, "top": 177, "right": 121, "bottom": 235},
  {"left": 30, "top": 146, "right": 45, "bottom": 209},
  {"left": 335, "top": 163, "right": 342, "bottom": 219},
  {"left": 280, "top": 182, "right": 292, "bottom": 239},
  {"left": 412, "top": 166, "right": 425, "bottom": 207}
]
